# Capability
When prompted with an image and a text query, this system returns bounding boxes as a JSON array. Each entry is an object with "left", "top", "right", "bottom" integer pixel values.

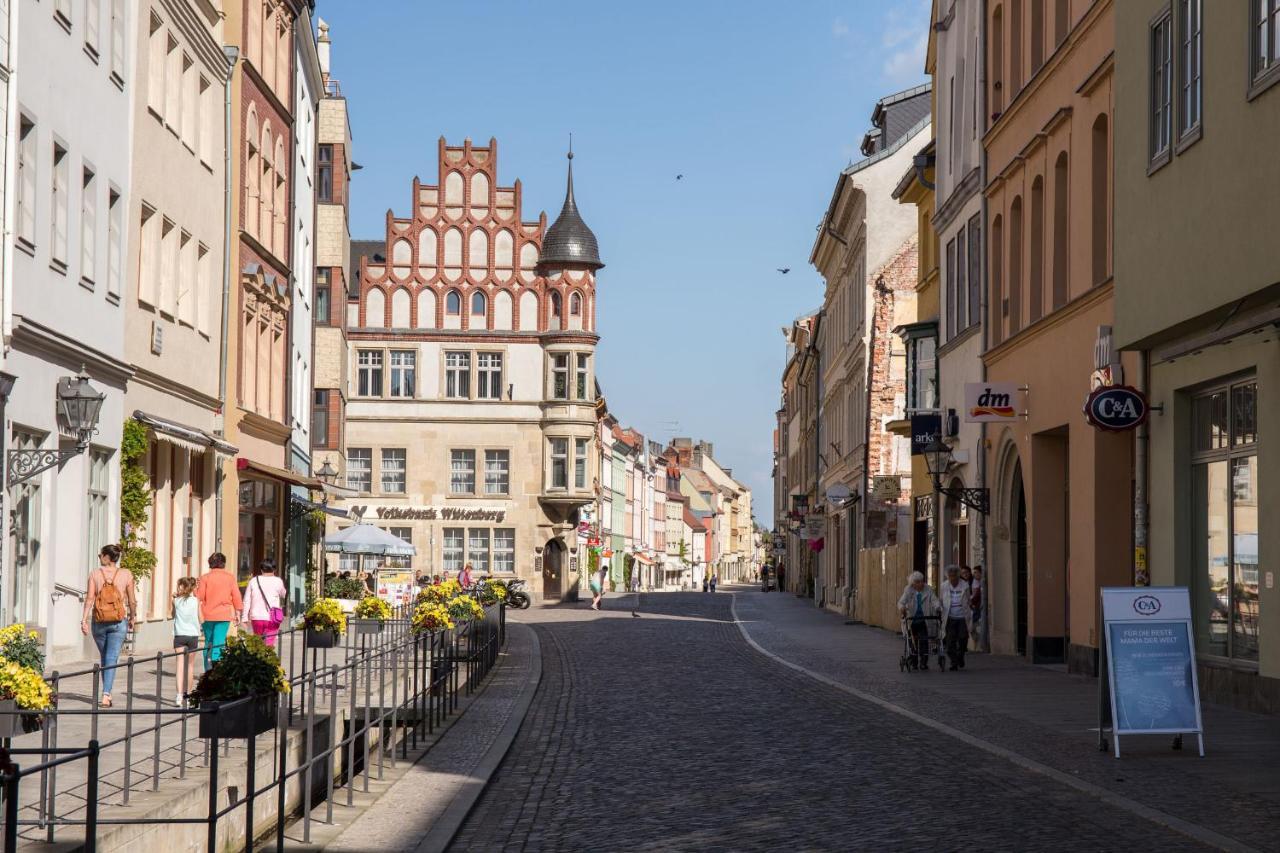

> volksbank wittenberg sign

[
  {"left": 1100, "top": 587, "right": 1204, "bottom": 758},
  {"left": 349, "top": 505, "right": 508, "bottom": 522}
]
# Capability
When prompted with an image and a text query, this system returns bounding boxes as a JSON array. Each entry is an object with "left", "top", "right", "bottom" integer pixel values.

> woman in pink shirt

[{"left": 242, "top": 558, "right": 288, "bottom": 648}]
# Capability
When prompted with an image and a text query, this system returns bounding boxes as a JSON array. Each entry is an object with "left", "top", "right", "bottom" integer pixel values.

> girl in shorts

[{"left": 172, "top": 577, "right": 202, "bottom": 706}]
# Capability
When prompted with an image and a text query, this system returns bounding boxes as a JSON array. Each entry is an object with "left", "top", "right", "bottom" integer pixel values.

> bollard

[
  {"left": 302, "top": 655, "right": 317, "bottom": 843},
  {"left": 153, "top": 651, "right": 163, "bottom": 791}
]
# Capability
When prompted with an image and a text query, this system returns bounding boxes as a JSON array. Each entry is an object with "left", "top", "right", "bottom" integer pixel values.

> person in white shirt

[{"left": 941, "top": 565, "right": 971, "bottom": 670}]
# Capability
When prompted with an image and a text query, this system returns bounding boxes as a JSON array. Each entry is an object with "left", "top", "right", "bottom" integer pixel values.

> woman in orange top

[{"left": 195, "top": 552, "right": 243, "bottom": 666}]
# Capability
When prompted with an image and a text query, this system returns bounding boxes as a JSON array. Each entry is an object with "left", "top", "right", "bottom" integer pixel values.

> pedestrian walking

[
  {"left": 171, "top": 577, "right": 202, "bottom": 706},
  {"left": 81, "top": 544, "right": 138, "bottom": 707},
  {"left": 196, "top": 552, "right": 243, "bottom": 667},
  {"left": 970, "top": 565, "right": 985, "bottom": 650},
  {"left": 777, "top": 562, "right": 786, "bottom": 593},
  {"left": 710, "top": 571, "right": 718, "bottom": 593},
  {"left": 459, "top": 562, "right": 475, "bottom": 590},
  {"left": 243, "top": 558, "right": 287, "bottom": 648},
  {"left": 941, "top": 565, "right": 971, "bottom": 670},
  {"left": 590, "top": 563, "right": 608, "bottom": 610},
  {"left": 897, "top": 571, "right": 942, "bottom": 670}
]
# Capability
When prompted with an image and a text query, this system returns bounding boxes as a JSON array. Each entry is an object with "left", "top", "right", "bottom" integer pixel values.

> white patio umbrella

[{"left": 323, "top": 523, "right": 417, "bottom": 556}]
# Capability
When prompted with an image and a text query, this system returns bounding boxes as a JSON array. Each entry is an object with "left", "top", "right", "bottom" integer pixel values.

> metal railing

[{"left": 0, "top": 601, "right": 505, "bottom": 852}]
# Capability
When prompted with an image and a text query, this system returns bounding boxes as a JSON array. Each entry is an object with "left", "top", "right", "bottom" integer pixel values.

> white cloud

[
  {"left": 832, "top": 18, "right": 850, "bottom": 38},
  {"left": 883, "top": 31, "right": 928, "bottom": 83},
  {"left": 879, "top": 1, "right": 930, "bottom": 84}
]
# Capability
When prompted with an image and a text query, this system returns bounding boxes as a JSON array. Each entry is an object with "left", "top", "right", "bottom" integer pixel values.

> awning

[
  {"left": 290, "top": 493, "right": 349, "bottom": 518},
  {"left": 634, "top": 554, "right": 655, "bottom": 565},
  {"left": 134, "top": 411, "right": 239, "bottom": 456},
  {"left": 324, "top": 523, "right": 416, "bottom": 556},
  {"left": 236, "top": 458, "right": 323, "bottom": 489}
]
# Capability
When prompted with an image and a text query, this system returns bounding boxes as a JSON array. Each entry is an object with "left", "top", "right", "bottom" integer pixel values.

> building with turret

[{"left": 336, "top": 139, "right": 602, "bottom": 603}]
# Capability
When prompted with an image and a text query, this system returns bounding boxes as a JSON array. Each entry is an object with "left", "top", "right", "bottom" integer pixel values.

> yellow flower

[
  {"left": 353, "top": 596, "right": 392, "bottom": 621},
  {"left": 0, "top": 660, "right": 53, "bottom": 710},
  {"left": 303, "top": 598, "right": 347, "bottom": 635},
  {"left": 411, "top": 601, "right": 454, "bottom": 634}
]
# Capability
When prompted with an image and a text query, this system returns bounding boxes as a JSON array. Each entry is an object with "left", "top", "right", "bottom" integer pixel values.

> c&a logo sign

[
  {"left": 1132, "top": 594, "right": 1162, "bottom": 616},
  {"left": 1084, "top": 385, "right": 1148, "bottom": 432}
]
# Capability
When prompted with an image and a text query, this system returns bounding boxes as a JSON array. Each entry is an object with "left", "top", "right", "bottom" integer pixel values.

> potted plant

[
  {"left": 476, "top": 579, "right": 505, "bottom": 607},
  {"left": 415, "top": 578, "right": 461, "bottom": 607},
  {"left": 324, "top": 576, "right": 369, "bottom": 612},
  {"left": 0, "top": 625, "right": 53, "bottom": 737},
  {"left": 188, "top": 633, "right": 289, "bottom": 739},
  {"left": 445, "top": 594, "right": 485, "bottom": 631},
  {"left": 411, "top": 601, "right": 454, "bottom": 635},
  {"left": 351, "top": 596, "right": 392, "bottom": 634},
  {"left": 303, "top": 598, "right": 346, "bottom": 648}
]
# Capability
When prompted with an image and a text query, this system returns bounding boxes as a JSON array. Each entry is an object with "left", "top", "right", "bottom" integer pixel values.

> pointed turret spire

[{"left": 539, "top": 143, "right": 603, "bottom": 271}]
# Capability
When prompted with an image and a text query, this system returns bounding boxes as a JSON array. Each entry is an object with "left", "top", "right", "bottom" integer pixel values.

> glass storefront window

[
  {"left": 1191, "top": 378, "right": 1260, "bottom": 663},
  {"left": 238, "top": 476, "right": 282, "bottom": 582}
]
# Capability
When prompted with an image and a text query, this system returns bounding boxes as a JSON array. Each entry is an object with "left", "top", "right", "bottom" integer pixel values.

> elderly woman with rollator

[{"left": 897, "top": 571, "right": 942, "bottom": 671}]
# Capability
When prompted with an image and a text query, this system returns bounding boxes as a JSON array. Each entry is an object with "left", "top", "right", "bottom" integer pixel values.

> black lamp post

[
  {"left": 8, "top": 368, "right": 105, "bottom": 486},
  {"left": 922, "top": 437, "right": 990, "bottom": 515}
]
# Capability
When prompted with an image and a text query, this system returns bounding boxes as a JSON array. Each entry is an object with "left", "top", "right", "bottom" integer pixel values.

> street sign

[
  {"left": 964, "top": 383, "right": 1021, "bottom": 422},
  {"left": 870, "top": 476, "right": 900, "bottom": 502},
  {"left": 1084, "top": 385, "right": 1148, "bottom": 431},
  {"left": 910, "top": 413, "right": 941, "bottom": 455},
  {"left": 801, "top": 515, "right": 824, "bottom": 539},
  {"left": 1099, "top": 587, "right": 1204, "bottom": 758}
]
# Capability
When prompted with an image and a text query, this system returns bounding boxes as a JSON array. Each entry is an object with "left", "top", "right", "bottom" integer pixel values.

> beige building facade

[
  {"left": 1114, "top": 1, "right": 1279, "bottom": 712},
  {"left": 336, "top": 139, "right": 601, "bottom": 602}
]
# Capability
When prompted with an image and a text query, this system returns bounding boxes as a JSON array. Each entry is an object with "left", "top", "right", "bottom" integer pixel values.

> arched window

[
  {"left": 992, "top": 7, "right": 1004, "bottom": 115},
  {"left": 569, "top": 292, "right": 582, "bottom": 315},
  {"left": 1052, "top": 152, "right": 1068, "bottom": 310},
  {"left": 1010, "top": 196, "right": 1023, "bottom": 335},
  {"left": 991, "top": 214, "right": 1004, "bottom": 345},
  {"left": 1029, "top": 175, "right": 1044, "bottom": 323},
  {"left": 446, "top": 289, "right": 461, "bottom": 315},
  {"left": 260, "top": 123, "right": 274, "bottom": 254},
  {"left": 1031, "top": 0, "right": 1044, "bottom": 73},
  {"left": 1091, "top": 114, "right": 1109, "bottom": 286},
  {"left": 245, "top": 108, "right": 259, "bottom": 237},
  {"left": 550, "top": 291, "right": 562, "bottom": 317},
  {"left": 470, "top": 290, "right": 487, "bottom": 316},
  {"left": 1010, "top": 0, "right": 1023, "bottom": 93},
  {"left": 365, "top": 288, "right": 385, "bottom": 328},
  {"left": 273, "top": 136, "right": 286, "bottom": 253}
]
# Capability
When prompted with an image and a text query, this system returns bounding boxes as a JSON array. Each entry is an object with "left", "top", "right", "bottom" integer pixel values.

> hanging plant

[{"left": 120, "top": 419, "right": 157, "bottom": 581}]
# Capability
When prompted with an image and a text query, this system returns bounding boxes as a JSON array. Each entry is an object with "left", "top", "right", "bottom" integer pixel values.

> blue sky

[{"left": 318, "top": 0, "right": 930, "bottom": 522}]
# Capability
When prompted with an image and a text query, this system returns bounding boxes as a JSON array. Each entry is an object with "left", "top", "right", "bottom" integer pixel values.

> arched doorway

[
  {"left": 1012, "top": 461, "right": 1029, "bottom": 656},
  {"left": 542, "top": 538, "right": 564, "bottom": 600}
]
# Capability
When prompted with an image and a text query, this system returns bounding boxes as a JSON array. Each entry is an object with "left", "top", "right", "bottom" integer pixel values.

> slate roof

[{"left": 538, "top": 153, "right": 603, "bottom": 271}]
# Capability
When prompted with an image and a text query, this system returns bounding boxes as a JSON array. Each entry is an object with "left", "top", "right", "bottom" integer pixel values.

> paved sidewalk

[
  {"left": 732, "top": 585, "right": 1280, "bottom": 852},
  {"left": 320, "top": 622, "right": 541, "bottom": 853}
]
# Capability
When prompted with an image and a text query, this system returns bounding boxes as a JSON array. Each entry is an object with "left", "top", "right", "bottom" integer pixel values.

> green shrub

[{"left": 188, "top": 633, "right": 289, "bottom": 705}]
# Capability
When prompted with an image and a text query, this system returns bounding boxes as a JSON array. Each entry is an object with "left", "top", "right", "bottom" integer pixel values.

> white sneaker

[{"left": 176, "top": 693, "right": 184, "bottom": 707}]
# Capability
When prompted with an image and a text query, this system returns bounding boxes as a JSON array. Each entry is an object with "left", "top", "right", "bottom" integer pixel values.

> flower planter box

[
  {"left": 0, "top": 699, "right": 40, "bottom": 738},
  {"left": 198, "top": 694, "right": 278, "bottom": 740},
  {"left": 306, "top": 627, "right": 340, "bottom": 648},
  {"left": 350, "top": 619, "right": 385, "bottom": 636}
]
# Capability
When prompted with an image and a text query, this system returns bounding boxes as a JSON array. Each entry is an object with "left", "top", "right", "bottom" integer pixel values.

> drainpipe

[
  {"left": 1, "top": 0, "right": 17, "bottom": 352},
  {"left": 1133, "top": 351, "right": 1149, "bottom": 587},
  {"left": 978, "top": 0, "right": 991, "bottom": 651},
  {"left": 215, "top": 45, "right": 240, "bottom": 550}
]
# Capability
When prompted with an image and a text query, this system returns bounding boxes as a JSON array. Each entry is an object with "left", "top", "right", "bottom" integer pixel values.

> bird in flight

[
  {"left": 777, "top": 268, "right": 791, "bottom": 274},
  {"left": 675, "top": 174, "right": 684, "bottom": 180}
]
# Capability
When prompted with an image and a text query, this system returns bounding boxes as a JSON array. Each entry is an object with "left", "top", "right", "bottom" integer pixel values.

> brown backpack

[{"left": 93, "top": 568, "right": 127, "bottom": 623}]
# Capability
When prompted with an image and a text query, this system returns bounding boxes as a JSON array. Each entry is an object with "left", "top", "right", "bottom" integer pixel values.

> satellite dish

[{"left": 825, "top": 484, "right": 851, "bottom": 504}]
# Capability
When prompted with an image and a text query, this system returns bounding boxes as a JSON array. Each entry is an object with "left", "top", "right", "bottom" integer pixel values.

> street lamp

[
  {"left": 922, "top": 437, "right": 990, "bottom": 515},
  {"left": 8, "top": 368, "right": 105, "bottom": 486},
  {"left": 315, "top": 460, "right": 338, "bottom": 484}
]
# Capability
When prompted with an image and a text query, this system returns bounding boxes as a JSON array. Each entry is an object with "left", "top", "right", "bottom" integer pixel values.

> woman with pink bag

[{"left": 242, "top": 558, "right": 288, "bottom": 648}]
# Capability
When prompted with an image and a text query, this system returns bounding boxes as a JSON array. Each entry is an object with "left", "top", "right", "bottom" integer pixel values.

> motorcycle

[{"left": 504, "top": 578, "right": 531, "bottom": 610}]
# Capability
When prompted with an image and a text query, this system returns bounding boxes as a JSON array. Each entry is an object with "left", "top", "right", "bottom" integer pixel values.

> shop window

[
  {"left": 236, "top": 479, "right": 280, "bottom": 582},
  {"left": 1191, "top": 380, "right": 1259, "bottom": 663}
]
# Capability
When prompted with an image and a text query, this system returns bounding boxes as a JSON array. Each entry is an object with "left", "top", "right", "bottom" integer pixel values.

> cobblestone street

[{"left": 450, "top": 592, "right": 1216, "bottom": 852}]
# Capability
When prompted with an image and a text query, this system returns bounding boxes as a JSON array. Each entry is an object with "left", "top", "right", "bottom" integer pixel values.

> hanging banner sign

[
  {"left": 964, "top": 383, "right": 1021, "bottom": 422},
  {"left": 1100, "top": 587, "right": 1204, "bottom": 758},
  {"left": 870, "top": 476, "right": 901, "bottom": 502},
  {"left": 910, "top": 413, "right": 941, "bottom": 456},
  {"left": 801, "top": 515, "right": 824, "bottom": 539},
  {"left": 1084, "top": 385, "right": 1148, "bottom": 432}
]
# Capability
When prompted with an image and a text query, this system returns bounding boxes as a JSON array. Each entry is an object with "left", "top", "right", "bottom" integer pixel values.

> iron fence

[{"left": 0, "top": 601, "right": 504, "bottom": 852}]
